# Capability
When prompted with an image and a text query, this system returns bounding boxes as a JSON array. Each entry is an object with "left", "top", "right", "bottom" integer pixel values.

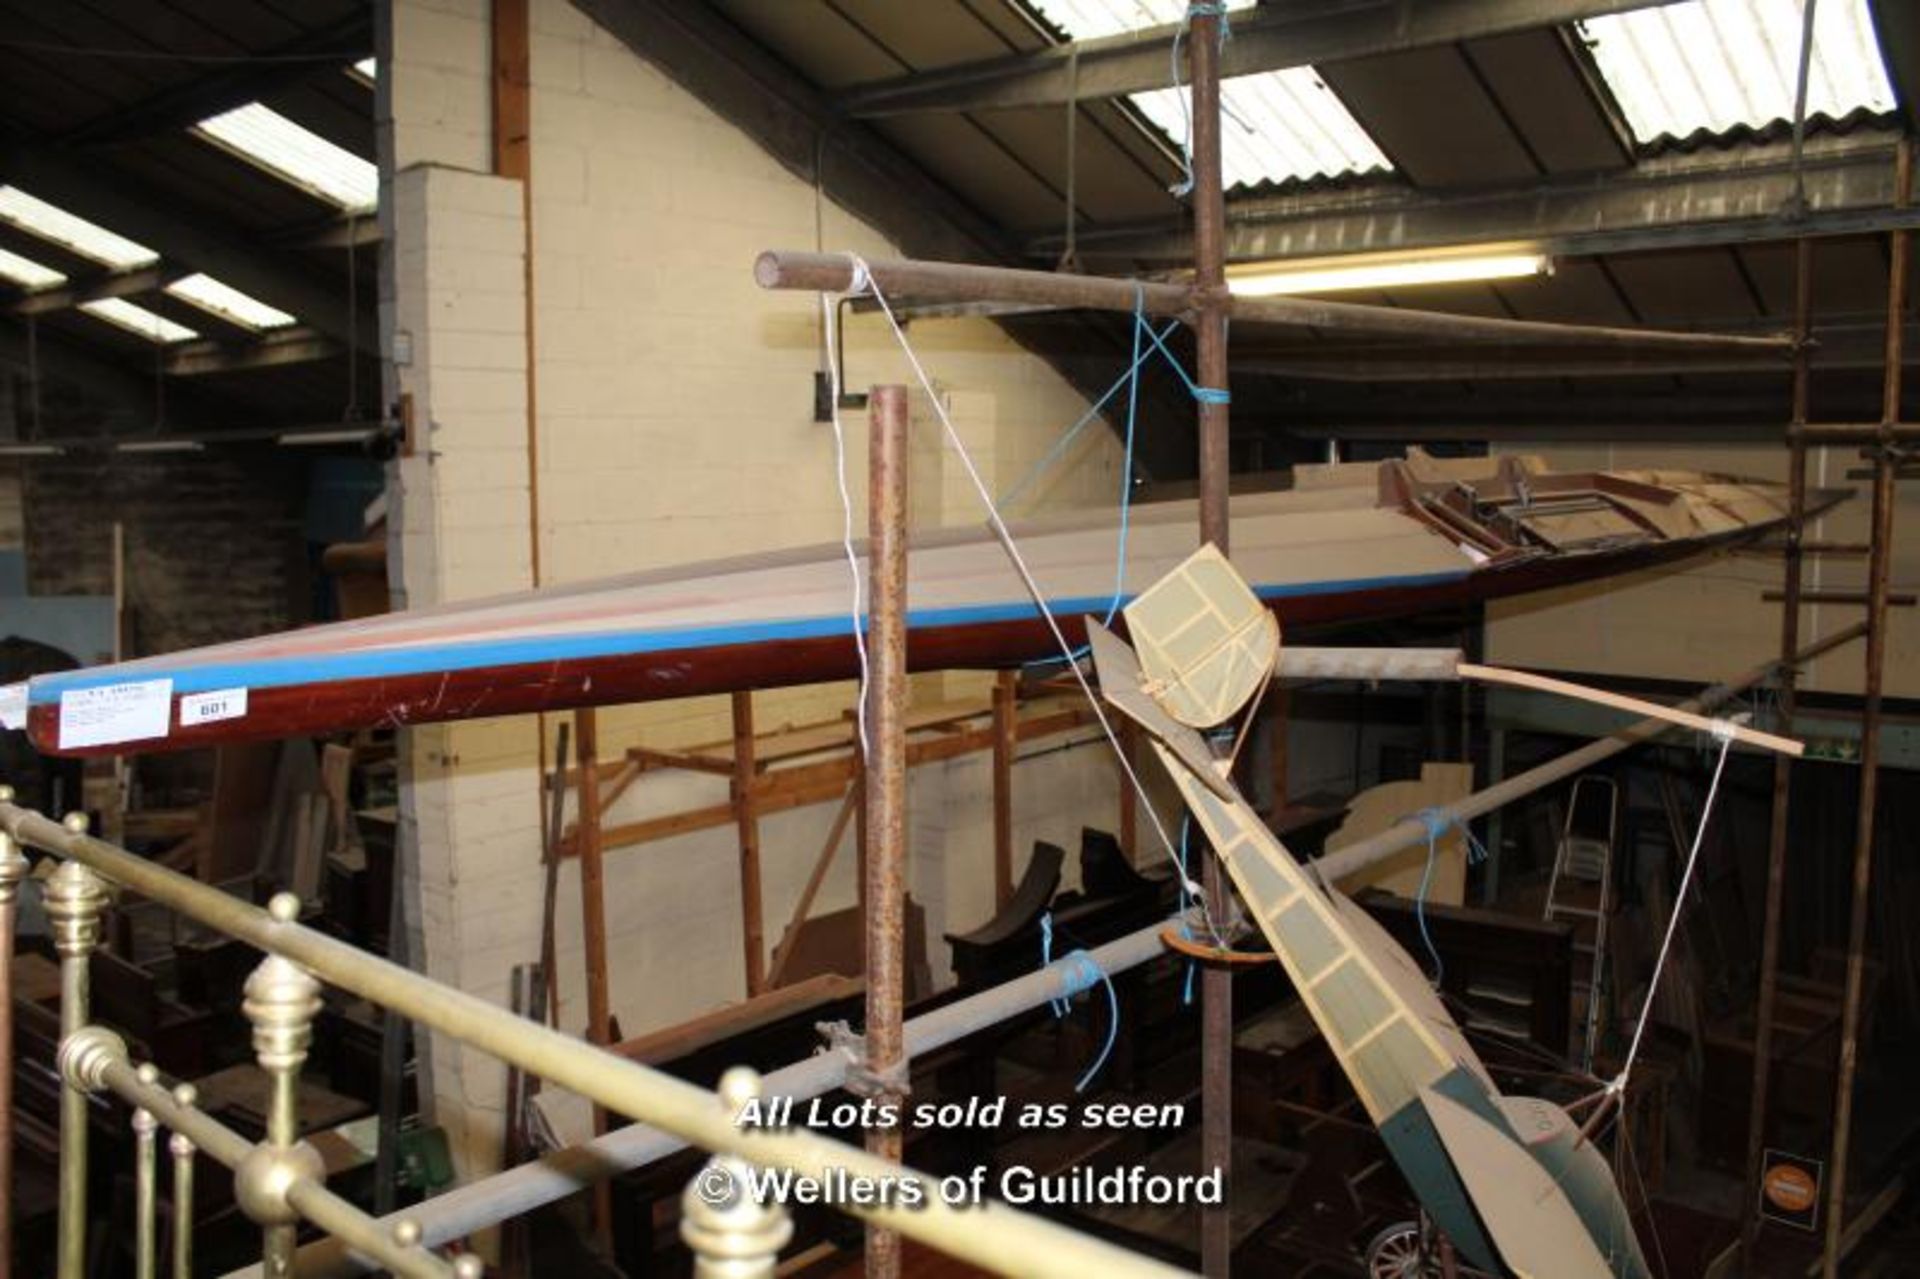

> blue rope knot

[
  {"left": 1402, "top": 808, "right": 1492, "bottom": 990},
  {"left": 1192, "top": 386, "right": 1231, "bottom": 405},
  {"left": 1040, "top": 912, "right": 1121, "bottom": 1092}
]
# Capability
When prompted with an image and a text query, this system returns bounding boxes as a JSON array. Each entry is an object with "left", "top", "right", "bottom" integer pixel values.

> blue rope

[
  {"left": 999, "top": 318, "right": 1180, "bottom": 511},
  {"left": 1040, "top": 913, "right": 1121, "bottom": 1092},
  {"left": 1136, "top": 313, "right": 1230, "bottom": 406},
  {"left": 1168, "top": 3, "right": 1234, "bottom": 199},
  {"left": 1018, "top": 289, "right": 1151, "bottom": 672},
  {"left": 1407, "top": 807, "right": 1491, "bottom": 988}
]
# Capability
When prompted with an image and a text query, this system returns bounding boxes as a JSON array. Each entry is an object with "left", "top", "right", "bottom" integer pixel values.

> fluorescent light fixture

[
  {"left": 194, "top": 103, "right": 377, "bottom": 211},
  {"left": 1580, "top": 0, "right": 1897, "bottom": 143},
  {"left": 0, "top": 187, "right": 158, "bottom": 269},
  {"left": 0, "top": 246, "right": 66, "bottom": 292},
  {"left": 1228, "top": 250, "right": 1551, "bottom": 297},
  {"left": 79, "top": 298, "right": 198, "bottom": 344},
  {"left": 165, "top": 272, "right": 296, "bottom": 330},
  {"left": 276, "top": 427, "right": 378, "bottom": 447},
  {"left": 0, "top": 444, "right": 63, "bottom": 458},
  {"left": 1021, "top": 0, "right": 1389, "bottom": 187},
  {"left": 114, "top": 440, "right": 205, "bottom": 454}
]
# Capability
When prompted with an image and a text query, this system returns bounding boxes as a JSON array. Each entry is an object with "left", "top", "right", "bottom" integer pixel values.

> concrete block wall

[
  {"left": 390, "top": 0, "right": 1131, "bottom": 1177},
  {"left": 1485, "top": 441, "right": 1920, "bottom": 698}
]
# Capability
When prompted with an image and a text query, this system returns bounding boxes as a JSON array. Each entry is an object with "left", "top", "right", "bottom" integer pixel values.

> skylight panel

[
  {"left": 165, "top": 272, "right": 296, "bottom": 331},
  {"left": 1580, "top": 0, "right": 1897, "bottom": 143},
  {"left": 80, "top": 298, "right": 197, "bottom": 344},
  {"left": 194, "top": 103, "right": 377, "bottom": 211},
  {"left": 0, "top": 187, "right": 158, "bottom": 269},
  {"left": 0, "top": 247, "right": 66, "bottom": 292},
  {"left": 1021, "top": 0, "right": 1389, "bottom": 187},
  {"left": 351, "top": 57, "right": 376, "bottom": 83}
]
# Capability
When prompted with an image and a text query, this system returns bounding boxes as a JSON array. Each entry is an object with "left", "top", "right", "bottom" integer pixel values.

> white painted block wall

[{"left": 389, "top": 0, "right": 1136, "bottom": 1177}]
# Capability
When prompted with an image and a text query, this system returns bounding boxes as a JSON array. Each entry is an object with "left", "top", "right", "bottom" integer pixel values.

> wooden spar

[
  {"left": 863, "top": 386, "right": 910, "bottom": 1279},
  {"left": 753, "top": 250, "right": 1792, "bottom": 355},
  {"left": 766, "top": 783, "right": 859, "bottom": 990},
  {"left": 730, "top": 691, "right": 767, "bottom": 995},
  {"left": 992, "top": 671, "right": 1016, "bottom": 907},
  {"left": 1313, "top": 623, "right": 1868, "bottom": 886},
  {"left": 1455, "top": 663, "right": 1803, "bottom": 757}
]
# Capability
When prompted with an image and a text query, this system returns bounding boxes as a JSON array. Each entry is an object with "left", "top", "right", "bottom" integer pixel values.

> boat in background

[{"left": 8, "top": 449, "right": 1837, "bottom": 758}]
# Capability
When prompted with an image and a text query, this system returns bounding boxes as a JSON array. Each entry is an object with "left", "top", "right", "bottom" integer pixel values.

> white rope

[
  {"left": 820, "top": 290, "right": 871, "bottom": 760},
  {"left": 1608, "top": 720, "right": 1738, "bottom": 1096},
  {"left": 839, "top": 253, "right": 1216, "bottom": 923}
]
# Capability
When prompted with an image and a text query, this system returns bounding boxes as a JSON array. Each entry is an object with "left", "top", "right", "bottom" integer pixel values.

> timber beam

[{"left": 839, "top": 0, "right": 1671, "bottom": 116}]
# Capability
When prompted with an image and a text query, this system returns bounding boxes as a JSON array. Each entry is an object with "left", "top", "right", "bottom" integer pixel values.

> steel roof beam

[
  {"left": 163, "top": 327, "right": 340, "bottom": 376},
  {"left": 10, "top": 266, "right": 178, "bottom": 317},
  {"left": 61, "top": 13, "right": 374, "bottom": 147},
  {"left": 0, "top": 138, "right": 373, "bottom": 354},
  {"left": 1028, "top": 131, "right": 1918, "bottom": 264},
  {"left": 838, "top": 0, "right": 1672, "bottom": 117}
]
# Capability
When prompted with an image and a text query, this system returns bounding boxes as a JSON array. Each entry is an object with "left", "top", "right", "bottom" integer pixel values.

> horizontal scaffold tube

[
  {"left": 0, "top": 804, "right": 1190, "bottom": 1279},
  {"left": 262, "top": 923, "right": 1174, "bottom": 1277},
  {"left": 248, "top": 639, "right": 1840, "bottom": 1275},
  {"left": 753, "top": 250, "right": 1793, "bottom": 355}
]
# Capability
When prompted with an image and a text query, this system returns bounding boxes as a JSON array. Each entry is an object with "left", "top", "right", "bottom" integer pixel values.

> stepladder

[{"left": 1544, "top": 774, "right": 1619, "bottom": 1073}]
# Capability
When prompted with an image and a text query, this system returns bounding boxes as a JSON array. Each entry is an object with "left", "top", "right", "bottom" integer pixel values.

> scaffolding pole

[
  {"left": 1821, "top": 137, "right": 1910, "bottom": 1279},
  {"left": 1741, "top": 231, "right": 1814, "bottom": 1268},
  {"left": 1186, "top": 8, "right": 1234, "bottom": 1273},
  {"left": 863, "top": 385, "right": 911, "bottom": 1279}
]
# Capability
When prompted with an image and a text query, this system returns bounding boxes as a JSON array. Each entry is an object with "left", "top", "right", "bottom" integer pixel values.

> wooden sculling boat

[{"left": 7, "top": 450, "right": 1829, "bottom": 757}]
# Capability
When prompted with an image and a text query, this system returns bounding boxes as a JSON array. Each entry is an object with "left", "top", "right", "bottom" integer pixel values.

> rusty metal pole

[
  {"left": 1189, "top": 9, "right": 1235, "bottom": 1276},
  {"left": 1821, "top": 137, "right": 1909, "bottom": 1279},
  {"left": 863, "top": 385, "right": 910, "bottom": 1279},
  {"left": 1741, "top": 235, "right": 1814, "bottom": 1267},
  {"left": 731, "top": 692, "right": 768, "bottom": 994}
]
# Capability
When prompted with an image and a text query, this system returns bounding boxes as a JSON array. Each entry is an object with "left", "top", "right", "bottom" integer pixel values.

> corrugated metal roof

[
  {"left": 1578, "top": 0, "right": 1896, "bottom": 144},
  {"left": 79, "top": 298, "right": 198, "bottom": 344},
  {"left": 194, "top": 103, "right": 378, "bottom": 211},
  {"left": 1020, "top": 0, "right": 1391, "bottom": 188},
  {"left": 0, "top": 246, "right": 65, "bottom": 291},
  {"left": 165, "top": 273, "right": 297, "bottom": 331},
  {"left": 0, "top": 186, "right": 158, "bottom": 270}
]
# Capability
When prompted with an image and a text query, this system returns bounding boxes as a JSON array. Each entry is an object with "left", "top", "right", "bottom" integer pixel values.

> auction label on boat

[
  {"left": 58, "top": 678, "right": 173, "bottom": 749},
  {"left": 180, "top": 687, "right": 249, "bottom": 728},
  {"left": 0, "top": 683, "right": 25, "bottom": 731}
]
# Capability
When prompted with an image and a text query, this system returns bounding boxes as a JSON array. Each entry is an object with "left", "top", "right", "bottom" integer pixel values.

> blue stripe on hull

[{"left": 29, "top": 569, "right": 1468, "bottom": 702}]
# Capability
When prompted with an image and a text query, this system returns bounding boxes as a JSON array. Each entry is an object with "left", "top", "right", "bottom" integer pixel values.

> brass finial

[
  {"left": 242, "top": 955, "right": 323, "bottom": 1072},
  {"left": 44, "top": 860, "right": 107, "bottom": 958}
]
